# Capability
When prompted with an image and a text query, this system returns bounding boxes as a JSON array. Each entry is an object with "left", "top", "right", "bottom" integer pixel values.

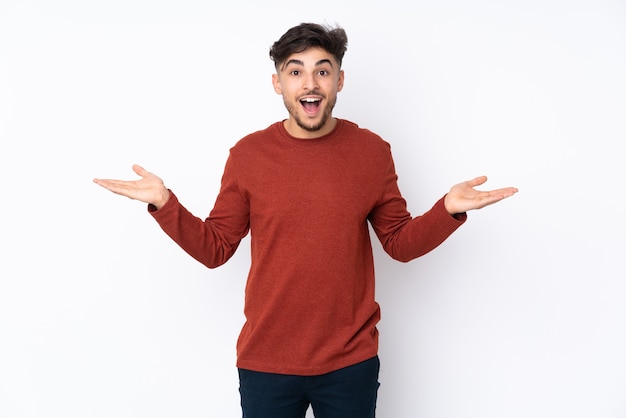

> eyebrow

[{"left": 282, "top": 58, "right": 334, "bottom": 70}]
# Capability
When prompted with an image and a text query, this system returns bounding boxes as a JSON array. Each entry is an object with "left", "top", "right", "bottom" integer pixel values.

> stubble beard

[{"left": 284, "top": 95, "right": 337, "bottom": 133}]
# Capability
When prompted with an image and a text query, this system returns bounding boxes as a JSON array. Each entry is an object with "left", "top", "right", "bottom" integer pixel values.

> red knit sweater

[{"left": 150, "top": 119, "right": 466, "bottom": 375}]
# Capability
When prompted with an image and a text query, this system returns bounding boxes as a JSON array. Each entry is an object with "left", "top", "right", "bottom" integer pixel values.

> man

[{"left": 94, "top": 22, "right": 517, "bottom": 418}]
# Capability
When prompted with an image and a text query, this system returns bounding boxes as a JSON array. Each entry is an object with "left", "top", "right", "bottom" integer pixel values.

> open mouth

[{"left": 300, "top": 97, "right": 322, "bottom": 114}]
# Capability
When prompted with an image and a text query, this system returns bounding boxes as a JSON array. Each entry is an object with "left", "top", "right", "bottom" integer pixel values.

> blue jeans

[{"left": 239, "top": 356, "right": 380, "bottom": 418}]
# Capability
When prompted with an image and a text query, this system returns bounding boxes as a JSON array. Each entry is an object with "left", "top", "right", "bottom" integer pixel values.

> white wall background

[{"left": 1, "top": 1, "right": 625, "bottom": 417}]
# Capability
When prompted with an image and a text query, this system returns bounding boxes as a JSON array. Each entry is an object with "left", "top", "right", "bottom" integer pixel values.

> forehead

[{"left": 281, "top": 47, "right": 338, "bottom": 68}]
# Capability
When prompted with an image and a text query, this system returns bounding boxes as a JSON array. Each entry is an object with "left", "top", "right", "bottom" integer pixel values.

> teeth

[{"left": 301, "top": 98, "right": 320, "bottom": 102}]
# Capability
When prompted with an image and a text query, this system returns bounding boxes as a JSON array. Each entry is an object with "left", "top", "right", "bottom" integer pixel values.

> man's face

[{"left": 272, "top": 47, "right": 344, "bottom": 138}]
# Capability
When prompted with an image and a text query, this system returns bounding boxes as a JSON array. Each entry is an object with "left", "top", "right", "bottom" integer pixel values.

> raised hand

[
  {"left": 444, "top": 176, "right": 517, "bottom": 215},
  {"left": 93, "top": 164, "right": 171, "bottom": 209}
]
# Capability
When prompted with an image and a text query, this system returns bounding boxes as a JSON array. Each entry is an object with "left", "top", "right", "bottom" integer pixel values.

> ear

[
  {"left": 272, "top": 73, "right": 282, "bottom": 94},
  {"left": 337, "top": 70, "right": 345, "bottom": 92}
]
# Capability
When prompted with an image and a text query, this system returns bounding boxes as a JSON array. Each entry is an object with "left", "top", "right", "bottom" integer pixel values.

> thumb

[
  {"left": 467, "top": 175, "right": 488, "bottom": 188},
  {"left": 132, "top": 164, "right": 148, "bottom": 178}
]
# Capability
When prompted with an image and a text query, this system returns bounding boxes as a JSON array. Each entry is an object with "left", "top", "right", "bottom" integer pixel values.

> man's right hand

[{"left": 93, "top": 164, "right": 170, "bottom": 209}]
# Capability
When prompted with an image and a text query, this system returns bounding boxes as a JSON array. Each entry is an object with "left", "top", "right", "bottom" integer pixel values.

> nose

[{"left": 302, "top": 72, "right": 319, "bottom": 91}]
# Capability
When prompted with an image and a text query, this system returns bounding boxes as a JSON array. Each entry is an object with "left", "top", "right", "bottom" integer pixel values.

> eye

[
  {"left": 290, "top": 70, "right": 300, "bottom": 76},
  {"left": 319, "top": 70, "right": 329, "bottom": 76}
]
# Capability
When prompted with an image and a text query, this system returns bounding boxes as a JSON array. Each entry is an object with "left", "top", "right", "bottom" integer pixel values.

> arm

[
  {"left": 93, "top": 161, "right": 250, "bottom": 268},
  {"left": 369, "top": 158, "right": 517, "bottom": 263},
  {"left": 370, "top": 194, "right": 467, "bottom": 263}
]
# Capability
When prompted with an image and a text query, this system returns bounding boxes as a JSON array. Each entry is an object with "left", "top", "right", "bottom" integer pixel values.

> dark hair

[{"left": 269, "top": 23, "right": 348, "bottom": 69}]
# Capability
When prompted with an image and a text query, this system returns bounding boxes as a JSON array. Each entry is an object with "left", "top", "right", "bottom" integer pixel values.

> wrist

[
  {"left": 153, "top": 188, "right": 170, "bottom": 210},
  {"left": 444, "top": 193, "right": 455, "bottom": 215}
]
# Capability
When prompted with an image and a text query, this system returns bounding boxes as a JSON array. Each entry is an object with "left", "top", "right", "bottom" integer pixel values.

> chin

[
  {"left": 300, "top": 122, "right": 325, "bottom": 132},
  {"left": 297, "top": 114, "right": 331, "bottom": 132}
]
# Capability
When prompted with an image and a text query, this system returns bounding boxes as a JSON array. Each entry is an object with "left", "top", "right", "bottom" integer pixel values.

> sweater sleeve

[
  {"left": 368, "top": 155, "right": 466, "bottom": 262},
  {"left": 148, "top": 154, "right": 250, "bottom": 268}
]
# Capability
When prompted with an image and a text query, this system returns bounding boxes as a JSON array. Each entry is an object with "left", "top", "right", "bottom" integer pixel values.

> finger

[
  {"left": 132, "top": 164, "right": 148, "bottom": 178},
  {"left": 93, "top": 178, "right": 137, "bottom": 196},
  {"left": 467, "top": 175, "right": 488, "bottom": 188},
  {"left": 92, "top": 178, "right": 116, "bottom": 189},
  {"left": 487, "top": 187, "right": 518, "bottom": 198},
  {"left": 476, "top": 188, "right": 518, "bottom": 209}
]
